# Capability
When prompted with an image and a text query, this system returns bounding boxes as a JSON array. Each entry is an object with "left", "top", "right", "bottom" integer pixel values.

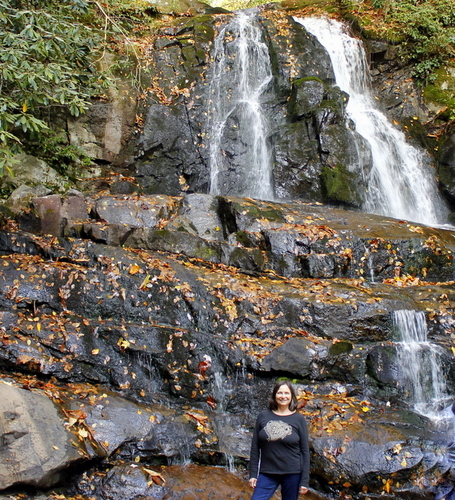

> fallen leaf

[{"left": 143, "top": 467, "right": 166, "bottom": 485}]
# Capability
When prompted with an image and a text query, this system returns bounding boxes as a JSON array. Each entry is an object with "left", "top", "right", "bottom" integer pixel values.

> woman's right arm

[{"left": 248, "top": 415, "right": 261, "bottom": 484}]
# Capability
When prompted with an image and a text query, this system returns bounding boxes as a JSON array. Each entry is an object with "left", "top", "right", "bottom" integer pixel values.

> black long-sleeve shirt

[{"left": 249, "top": 409, "right": 310, "bottom": 488}]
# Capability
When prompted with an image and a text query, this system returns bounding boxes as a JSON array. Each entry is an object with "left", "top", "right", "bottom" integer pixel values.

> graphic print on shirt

[{"left": 264, "top": 420, "right": 293, "bottom": 441}]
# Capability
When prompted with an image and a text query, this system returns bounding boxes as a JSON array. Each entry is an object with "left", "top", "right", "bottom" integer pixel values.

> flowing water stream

[
  {"left": 393, "top": 310, "right": 450, "bottom": 418},
  {"left": 295, "top": 16, "right": 447, "bottom": 226},
  {"left": 207, "top": 10, "right": 274, "bottom": 200}
]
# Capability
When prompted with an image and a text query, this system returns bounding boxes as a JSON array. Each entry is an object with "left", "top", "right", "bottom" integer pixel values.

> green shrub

[
  {"left": 0, "top": 0, "right": 107, "bottom": 175},
  {"left": 383, "top": 0, "right": 455, "bottom": 82}
]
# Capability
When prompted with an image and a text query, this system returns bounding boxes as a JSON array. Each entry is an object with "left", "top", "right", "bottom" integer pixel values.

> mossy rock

[
  {"left": 321, "top": 164, "right": 362, "bottom": 206},
  {"left": 329, "top": 341, "right": 353, "bottom": 356},
  {"left": 230, "top": 201, "right": 286, "bottom": 223},
  {"left": 280, "top": 0, "right": 339, "bottom": 13},
  {"left": 147, "top": 0, "right": 211, "bottom": 15},
  {"left": 423, "top": 65, "right": 455, "bottom": 120}
]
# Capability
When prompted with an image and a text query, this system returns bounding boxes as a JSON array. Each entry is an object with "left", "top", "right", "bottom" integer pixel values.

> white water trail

[
  {"left": 394, "top": 310, "right": 449, "bottom": 418},
  {"left": 207, "top": 10, "right": 274, "bottom": 200},
  {"left": 295, "top": 16, "right": 446, "bottom": 226}
]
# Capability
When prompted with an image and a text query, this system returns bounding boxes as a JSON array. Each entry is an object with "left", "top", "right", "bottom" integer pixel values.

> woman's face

[{"left": 275, "top": 385, "right": 292, "bottom": 407}]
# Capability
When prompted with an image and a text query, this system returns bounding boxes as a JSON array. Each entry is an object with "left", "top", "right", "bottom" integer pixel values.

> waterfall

[
  {"left": 393, "top": 310, "right": 449, "bottom": 417},
  {"left": 207, "top": 10, "right": 274, "bottom": 200},
  {"left": 295, "top": 16, "right": 446, "bottom": 226}
]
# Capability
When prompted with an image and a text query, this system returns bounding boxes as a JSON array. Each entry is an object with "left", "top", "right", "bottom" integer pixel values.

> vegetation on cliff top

[
  {"left": 0, "top": 0, "right": 103, "bottom": 174},
  {"left": 0, "top": 0, "right": 152, "bottom": 176}
]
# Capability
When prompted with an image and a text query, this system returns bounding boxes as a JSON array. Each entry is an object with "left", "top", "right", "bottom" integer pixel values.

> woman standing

[{"left": 249, "top": 381, "right": 310, "bottom": 500}]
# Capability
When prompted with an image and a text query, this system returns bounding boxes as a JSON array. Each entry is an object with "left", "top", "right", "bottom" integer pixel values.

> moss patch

[
  {"left": 321, "top": 165, "right": 361, "bottom": 206},
  {"left": 329, "top": 341, "right": 353, "bottom": 355},
  {"left": 423, "top": 65, "right": 455, "bottom": 120}
]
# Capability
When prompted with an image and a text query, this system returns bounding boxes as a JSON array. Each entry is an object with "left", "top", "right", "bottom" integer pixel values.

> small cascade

[
  {"left": 213, "top": 371, "right": 231, "bottom": 411},
  {"left": 295, "top": 16, "right": 447, "bottom": 226},
  {"left": 224, "top": 453, "right": 236, "bottom": 473},
  {"left": 393, "top": 310, "right": 449, "bottom": 417},
  {"left": 206, "top": 10, "right": 274, "bottom": 200}
]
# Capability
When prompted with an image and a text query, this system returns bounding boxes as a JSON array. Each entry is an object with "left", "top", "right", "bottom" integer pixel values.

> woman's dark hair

[{"left": 268, "top": 380, "right": 298, "bottom": 412}]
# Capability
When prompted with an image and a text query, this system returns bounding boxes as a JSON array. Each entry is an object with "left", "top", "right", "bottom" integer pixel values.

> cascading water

[
  {"left": 295, "top": 16, "right": 447, "bottom": 226},
  {"left": 206, "top": 10, "right": 274, "bottom": 200},
  {"left": 393, "top": 310, "right": 450, "bottom": 418}
]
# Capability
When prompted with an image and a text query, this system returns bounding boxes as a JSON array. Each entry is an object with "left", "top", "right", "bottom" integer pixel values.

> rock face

[
  {"left": 133, "top": 10, "right": 370, "bottom": 208},
  {"left": 1, "top": 192, "right": 455, "bottom": 500},
  {"left": 0, "top": 382, "right": 81, "bottom": 489},
  {"left": 54, "top": 5, "right": 455, "bottom": 217}
]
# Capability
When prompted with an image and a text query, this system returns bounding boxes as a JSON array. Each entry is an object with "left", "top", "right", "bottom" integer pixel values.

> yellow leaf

[
  {"left": 129, "top": 265, "right": 141, "bottom": 275},
  {"left": 37, "top": 323, "right": 41, "bottom": 332},
  {"left": 78, "top": 428, "right": 89, "bottom": 438},
  {"left": 22, "top": 101, "right": 28, "bottom": 112},
  {"left": 361, "top": 406, "right": 370, "bottom": 412},
  {"left": 401, "top": 458, "right": 407, "bottom": 467},
  {"left": 134, "top": 456, "right": 140, "bottom": 463},
  {"left": 393, "top": 444, "right": 402, "bottom": 454},
  {"left": 91, "top": 349, "right": 99, "bottom": 355},
  {"left": 139, "top": 275, "right": 151, "bottom": 289},
  {"left": 117, "top": 337, "right": 130, "bottom": 349},
  {"left": 384, "top": 479, "right": 392, "bottom": 493},
  {"left": 67, "top": 417, "right": 78, "bottom": 428}
]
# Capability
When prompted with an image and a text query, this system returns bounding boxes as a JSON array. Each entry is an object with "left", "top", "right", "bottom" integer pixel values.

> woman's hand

[
  {"left": 249, "top": 478, "right": 257, "bottom": 488},
  {"left": 299, "top": 486, "right": 309, "bottom": 495}
]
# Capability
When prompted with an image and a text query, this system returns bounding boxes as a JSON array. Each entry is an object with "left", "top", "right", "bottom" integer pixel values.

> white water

[
  {"left": 394, "top": 310, "right": 449, "bottom": 417},
  {"left": 207, "top": 10, "right": 274, "bottom": 200},
  {"left": 295, "top": 16, "right": 446, "bottom": 226}
]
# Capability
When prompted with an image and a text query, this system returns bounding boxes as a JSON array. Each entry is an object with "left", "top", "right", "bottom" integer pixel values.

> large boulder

[
  {"left": 0, "top": 382, "right": 80, "bottom": 489},
  {"left": 0, "top": 154, "right": 69, "bottom": 194}
]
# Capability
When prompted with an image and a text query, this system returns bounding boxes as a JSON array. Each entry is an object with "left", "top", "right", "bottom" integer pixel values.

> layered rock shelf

[{"left": 1, "top": 193, "right": 455, "bottom": 499}]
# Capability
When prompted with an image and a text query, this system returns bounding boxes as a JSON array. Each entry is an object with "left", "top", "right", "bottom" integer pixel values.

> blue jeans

[{"left": 251, "top": 473, "right": 301, "bottom": 500}]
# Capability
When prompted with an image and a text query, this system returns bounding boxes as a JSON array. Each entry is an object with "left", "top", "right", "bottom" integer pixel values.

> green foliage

[
  {"left": 0, "top": 0, "right": 106, "bottom": 175},
  {"left": 102, "top": 0, "right": 159, "bottom": 20},
  {"left": 33, "top": 133, "right": 93, "bottom": 175},
  {"left": 382, "top": 0, "right": 455, "bottom": 82}
]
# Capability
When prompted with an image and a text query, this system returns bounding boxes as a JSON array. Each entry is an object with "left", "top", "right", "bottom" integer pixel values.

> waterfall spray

[
  {"left": 295, "top": 16, "right": 447, "bottom": 226},
  {"left": 393, "top": 310, "right": 449, "bottom": 418},
  {"left": 207, "top": 10, "right": 274, "bottom": 200}
]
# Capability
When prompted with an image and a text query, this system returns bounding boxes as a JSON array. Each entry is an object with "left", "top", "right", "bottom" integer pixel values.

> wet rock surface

[
  {"left": 132, "top": 10, "right": 371, "bottom": 208},
  {"left": 1, "top": 192, "right": 455, "bottom": 500}
]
